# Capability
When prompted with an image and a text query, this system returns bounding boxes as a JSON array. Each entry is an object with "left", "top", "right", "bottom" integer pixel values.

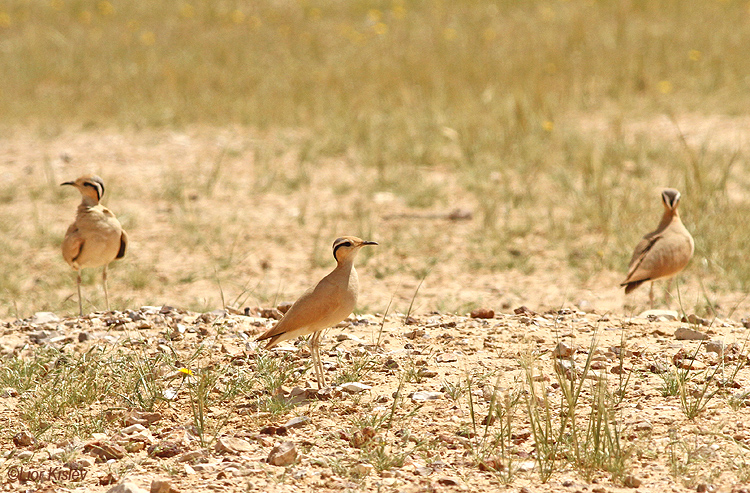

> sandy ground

[{"left": 1, "top": 306, "right": 750, "bottom": 492}]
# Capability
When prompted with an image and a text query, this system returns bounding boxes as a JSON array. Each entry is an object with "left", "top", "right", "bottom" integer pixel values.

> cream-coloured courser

[
  {"left": 257, "top": 236, "right": 378, "bottom": 388},
  {"left": 621, "top": 188, "right": 694, "bottom": 307},
  {"left": 61, "top": 175, "right": 128, "bottom": 315}
]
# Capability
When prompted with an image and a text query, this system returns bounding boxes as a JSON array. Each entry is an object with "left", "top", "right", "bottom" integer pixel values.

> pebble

[
  {"left": 705, "top": 341, "right": 724, "bottom": 355},
  {"left": 470, "top": 308, "right": 494, "bottom": 319},
  {"left": 85, "top": 441, "right": 127, "bottom": 460},
  {"left": 436, "top": 353, "right": 459, "bottom": 363},
  {"left": 105, "top": 483, "right": 149, "bottom": 493},
  {"left": 640, "top": 309, "right": 678, "bottom": 321},
  {"left": 354, "top": 463, "right": 374, "bottom": 476},
  {"left": 177, "top": 450, "right": 205, "bottom": 463},
  {"left": 282, "top": 416, "right": 311, "bottom": 430},
  {"left": 149, "top": 479, "right": 171, "bottom": 493},
  {"left": 17, "top": 450, "right": 33, "bottom": 460},
  {"left": 623, "top": 474, "right": 642, "bottom": 488},
  {"left": 675, "top": 327, "right": 709, "bottom": 341},
  {"left": 31, "top": 312, "right": 60, "bottom": 324},
  {"left": 553, "top": 342, "right": 575, "bottom": 358},
  {"left": 340, "top": 382, "right": 372, "bottom": 393},
  {"left": 410, "top": 391, "right": 443, "bottom": 402},
  {"left": 12, "top": 431, "right": 36, "bottom": 448},
  {"left": 215, "top": 437, "right": 253, "bottom": 454},
  {"left": 121, "top": 424, "right": 147, "bottom": 435},
  {"left": 268, "top": 441, "right": 297, "bottom": 466}
]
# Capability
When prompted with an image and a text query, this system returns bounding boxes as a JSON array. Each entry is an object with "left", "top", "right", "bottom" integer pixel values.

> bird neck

[
  {"left": 79, "top": 196, "right": 100, "bottom": 208},
  {"left": 658, "top": 208, "right": 678, "bottom": 229},
  {"left": 335, "top": 256, "right": 356, "bottom": 271}
]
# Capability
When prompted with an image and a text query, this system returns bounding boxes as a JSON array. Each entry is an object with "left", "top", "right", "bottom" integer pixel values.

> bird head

[
  {"left": 61, "top": 175, "right": 106, "bottom": 204},
  {"left": 661, "top": 188, "right": 682, "bottom": 212},
  {"left": 332, "top": 236, "right": 378, "bottom": 263}
]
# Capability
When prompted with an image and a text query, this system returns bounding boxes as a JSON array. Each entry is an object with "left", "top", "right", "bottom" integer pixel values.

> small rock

[
  {"left": 268, "top": 441, "right": 297, "bottom": 466},
  {"left": 354, "top": 463, "right": 374, "bottom": 476},
  {"left": 121, "top": 424, "right": 147, "bottom": 435},
  {"left": 438, "top": 476, "right": 461, "bottom": 486},
  {"left": 705, "top": 341, "right": 725, "bottom": 355},
  {"left": 640, "top": 309, "right": 678, "bottom": 321},
  {"left": 555, "top": 359, "right": 575, "bottom": 379},
  {"left": 78, "top": 332, "right": 91, "bottom": 342},
  {"left": 17, "top": 450, "right": 34, "bottom": 460},
  {"left": 577, "top": 300, "right": 594, "bottom": 313},
  {"left": 31, "top": 312, "right": 60, "bottom": 324},
  {"left": 47, "top": 447, "right": 66, "bottom": 460},
  {"left": 277, "top": 302, "right": 293, "bottom": 314},
  {"left": 105, "top": 482, "right": 149, "bottom": 493},
  {"left": 514, "top": 306, "right": 535, "bottom": 316},
  {"left": 85, "top": 441, "right": 127, "bottom": 460},
  {"left": 340, "top": 382, "right": 372, "bottom": 393},
  {"left": 436, "top": 353, "right": 458, "bottom": 363},
  {"left": 675, "top": 327, "right": 709, "bottom": 341},
  {"left": 150, "top": 479, "right": 171, "bottom": 493},
  {"left": 147, "top": 441, "right": 184, "bottom": 458},
  {"left": 177, "top": 450, "right": 205, "bottom": 463},
  {"left": 282, "top": 416, "right": 311, "bottom": 430},
  {"left": 624, "top": 474, "right": 642, "bottom": 488},
  {"left": 215, "top": 437, "right": 253, "bottom": 454},
  {"left": 685, "top": 314, "right": 710, "bottom": 326},
  {"left": 124, "top": 410, "right": 162, "bottom": 427},
  {"left": 1, "top": 387, "right": 18, "bottom": 397},
  {"left": 260, "top": 308, "right": 283, "bottom": 320},
  {"left": 13, "top": 431, "right": 37, "bottom": 448},
  {"left": 410, "top": 391, "right": 443, "bottom": 402},
  {"left": 633, "top": 420, "right": 653, "bottom": 431},
  {"left": 470, "top": 308, "right": 494, "bottom": 319},
  {"left": 553, "top": 342, "right": 575, "bottom": 358}
]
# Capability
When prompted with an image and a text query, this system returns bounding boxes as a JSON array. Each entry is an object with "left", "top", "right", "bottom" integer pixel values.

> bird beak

[
  {"left": 61, "top": 181, "right": 75, "bottom": 187},
  {"left": 362, "top": 241, "right": 378, "bottom": 246}
]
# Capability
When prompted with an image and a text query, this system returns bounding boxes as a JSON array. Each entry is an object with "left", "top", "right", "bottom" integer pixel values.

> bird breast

[{"left": 72, "top": 206, "right": 124, "bottom": 268}]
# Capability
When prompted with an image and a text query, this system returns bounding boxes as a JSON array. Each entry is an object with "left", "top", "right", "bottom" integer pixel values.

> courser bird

[
  {"left": 257, "top": 236, "right": 378, "bottom": 388},
  {"left": 61, "top": 175, "right": 128, "bottom": 315},
  {"left": 621, "top": 188, "right": 694, "bottom": 308}
]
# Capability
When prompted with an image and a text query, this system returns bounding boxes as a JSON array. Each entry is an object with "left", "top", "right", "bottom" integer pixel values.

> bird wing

[
  {"left": 257, "top": 278, "right": 344, "bottom": 347},
  {"left": 117, "top": 229, "right": 128, "bottom": 259},
  {"left": 621, "top": 233, "right": 662, "bottom": 285},
  {"left": 61, "top": 224, "right": 84, "bottom": 266}
]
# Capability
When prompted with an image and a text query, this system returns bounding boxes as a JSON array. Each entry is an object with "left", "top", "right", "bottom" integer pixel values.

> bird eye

[{"left": 341, "top": 242, "right": 352, "bottom": 248}]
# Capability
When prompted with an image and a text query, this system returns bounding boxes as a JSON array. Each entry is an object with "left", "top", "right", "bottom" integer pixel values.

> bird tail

[{"left": 622, "top": 280, "right": 645, "bottom": 294}]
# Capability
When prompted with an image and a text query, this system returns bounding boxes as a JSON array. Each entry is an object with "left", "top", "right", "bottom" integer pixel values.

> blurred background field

[{"left": 0, "top": 0, "right": 749, "bottom": 319}]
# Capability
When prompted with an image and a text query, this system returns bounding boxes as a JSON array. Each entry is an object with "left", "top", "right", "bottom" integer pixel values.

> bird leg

[
  {"left": 76, "top": 270, "right": 83, "bottom": 316},
  {"left": 102, "top": 265, "right": 110, "bottom": 312},
  {"left": 649, "top": 282, "right": 655, "bottom": 310},
  {"left": 311, "top": 331, "right": 326, "bottom": 389},
  {"left": 665, "top": 278, "right": 674, "bottom": 307}
]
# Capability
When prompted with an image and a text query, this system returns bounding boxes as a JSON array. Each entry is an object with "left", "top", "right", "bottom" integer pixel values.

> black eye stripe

[
  {"left": 83, "top": 181, "right": 102, "bottom": 201},
  {"left": 332, "top": 241, "right": 353, "bottom": 261}
]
